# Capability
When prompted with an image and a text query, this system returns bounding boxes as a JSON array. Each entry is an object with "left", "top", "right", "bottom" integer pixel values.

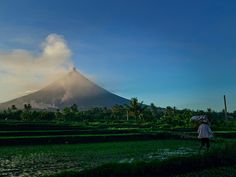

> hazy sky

[{"left": 0, "top": 0, "right": 236, "bottom": 111}]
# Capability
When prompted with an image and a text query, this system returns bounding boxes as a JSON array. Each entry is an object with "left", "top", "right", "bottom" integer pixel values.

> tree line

[{"left": 0, "top": 98, "right": 235, "bottom": 129}]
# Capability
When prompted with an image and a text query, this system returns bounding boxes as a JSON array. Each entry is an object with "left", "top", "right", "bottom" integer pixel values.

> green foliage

[
  {"left": 111, "top": 104, "right": 126, "bottom": 119},
  {"left": 125, "top": 98, "right": 147, "bottom": 120},
  {"left": 70, "top": 104, "right": 78, "bottom": 112},
  {"left": 0, "top": 98, "right": 236, "bottom": 130},
  {"left": 20, "top": 111, "right": 32, "bottom": 121}
]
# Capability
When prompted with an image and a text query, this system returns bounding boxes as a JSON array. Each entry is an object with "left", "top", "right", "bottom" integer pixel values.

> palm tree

[
  {"left": 21, "top": 104, "right": 32, "bottom": 121},
  {"left": 162, "top": 106, "right": 175, "bottom": 124},
  {"left": 111, "top": 104, "right": 122, "bottom": 119},
  {"left": 150, "top": 103, "right": 158, "bottom": 118},
  {"left": 70, "top": 104, "right": 78, "bottom": 112},
  {"left": 11, "top": 105, "right": 17, "bottom": 110},
  {"left": 24, "top": 104, "right": 32, "bottom": 111},
  {"left": 126, "top": 98, "right": 147, "bottom": 120}
]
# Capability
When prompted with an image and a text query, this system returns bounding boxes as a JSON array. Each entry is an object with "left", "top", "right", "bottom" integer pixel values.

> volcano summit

[{"left": 0, "top": 68, "right": 129, "bottom": 110}]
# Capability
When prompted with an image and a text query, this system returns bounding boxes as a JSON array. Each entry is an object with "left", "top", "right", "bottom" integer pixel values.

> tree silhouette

[
  {"left": 126, "top": 98, "right": 147, "bottom": 120},
  {"left": 150, "top": 103, "right": 158, "bottom": 118},
  {"left": 70, "top": 104, "right": 78, "bottom": 112},
  {"left": 11, "top": 105, "right": 17, "bottom": 110},
  {"left": 111, "top": 104, "right": 125, "bottom": 119},
  {"left": 24, "top": 104, "right": 32, "bottom": 111}
]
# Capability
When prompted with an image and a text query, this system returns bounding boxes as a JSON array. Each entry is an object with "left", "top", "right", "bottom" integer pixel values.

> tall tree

[
  {"left": 126, "top": 98, "right": 147, "bottom": 120},
  {"left": 150, "top": 103, "right": 158, "bottom": 118},
  {"left": 111, "top": 104, "right": 125, "bottom": 119},
  {"left": 70, "top": 104, "right": 78, "bottom": 112},
  {"left": 11, "top": 105, "right": 17, "bottom": 110},
  {"left": 24, "top": 104, "right": 32, "bottom": 111}
]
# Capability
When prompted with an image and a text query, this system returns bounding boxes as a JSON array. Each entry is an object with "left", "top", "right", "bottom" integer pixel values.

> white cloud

[{"left": 0, "top": 34, "right": 73, "bottom": 103}]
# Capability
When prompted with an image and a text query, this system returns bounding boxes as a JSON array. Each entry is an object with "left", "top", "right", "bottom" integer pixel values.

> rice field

[
  {"left": 174, "top": 165, "right": 236, "bottom": 177},
  {"left": 0, "top": 140, "right": 199, "bottom": 177}
]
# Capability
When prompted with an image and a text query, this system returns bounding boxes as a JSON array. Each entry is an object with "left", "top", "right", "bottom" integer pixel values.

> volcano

[{"left": 0, "top": 68, "right": 129, "bottom": 110}]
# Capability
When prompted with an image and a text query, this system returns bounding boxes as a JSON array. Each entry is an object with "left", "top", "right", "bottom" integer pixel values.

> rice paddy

[{"left": 0, "top": 140, "right": 199, "bottom": 176}]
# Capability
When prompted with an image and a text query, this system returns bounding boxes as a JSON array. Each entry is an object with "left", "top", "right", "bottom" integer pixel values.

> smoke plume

[{"left": 0, "top": 34, "right": 73, "bottom": 102}]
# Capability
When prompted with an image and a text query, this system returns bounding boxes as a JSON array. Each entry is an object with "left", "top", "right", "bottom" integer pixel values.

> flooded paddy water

[{"left": 0, "top": 140, "right": 198, "bottom": 177}]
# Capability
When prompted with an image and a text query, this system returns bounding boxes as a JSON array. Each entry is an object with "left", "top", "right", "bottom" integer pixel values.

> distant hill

[{"left": 0, "top": 68, "right": 129, "bottom": 110}]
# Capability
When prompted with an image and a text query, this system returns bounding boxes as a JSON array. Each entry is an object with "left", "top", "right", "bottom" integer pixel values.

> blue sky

[{"left": 0, "top": 0, "right": 236, "bottom": 111}]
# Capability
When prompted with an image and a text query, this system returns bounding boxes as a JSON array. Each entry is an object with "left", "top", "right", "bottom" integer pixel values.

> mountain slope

[{"left": 0, "top": 69, "right": 129, "bottom": 110}]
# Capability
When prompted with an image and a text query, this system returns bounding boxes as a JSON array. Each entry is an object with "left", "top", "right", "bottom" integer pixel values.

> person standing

[{"left": 198, "top": 119, "right": 213, "bottom": 152}]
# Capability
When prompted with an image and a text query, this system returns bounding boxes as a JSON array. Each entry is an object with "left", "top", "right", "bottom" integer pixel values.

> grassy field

[{"left": 0, "top": 140, "right": 200, "bottom": 176}]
